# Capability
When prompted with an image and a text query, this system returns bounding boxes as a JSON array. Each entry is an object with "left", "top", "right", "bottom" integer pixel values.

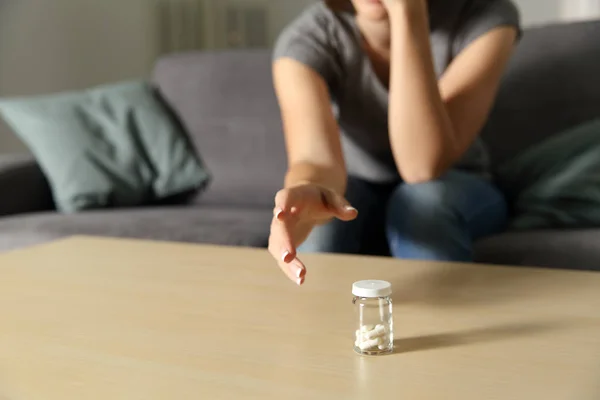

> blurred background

[{"left": 0, "top": 0, "right": 599, "bottom": 154}]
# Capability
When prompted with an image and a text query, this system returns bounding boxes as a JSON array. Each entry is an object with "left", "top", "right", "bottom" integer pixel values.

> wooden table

[{"left": 0, "top": 236, "right": 599, "bottom": 399}]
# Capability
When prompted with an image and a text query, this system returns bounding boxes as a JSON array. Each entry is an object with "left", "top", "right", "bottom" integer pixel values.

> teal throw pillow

[
  {"left": 496, "top": 119, "right": 600, "bottom": 230},
  {"left": 0, "top": 81, "right": 209, "bottom": 212}
]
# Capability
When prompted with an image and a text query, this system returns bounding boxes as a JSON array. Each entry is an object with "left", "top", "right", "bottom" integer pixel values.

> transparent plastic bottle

[{"left": 352, "top": 280, "right": 393, "bottom": 355}]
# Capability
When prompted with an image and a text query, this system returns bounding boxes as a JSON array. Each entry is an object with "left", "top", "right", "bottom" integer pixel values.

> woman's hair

[{"left": 323, "top": 0, "right": 355, "bottom": 13}]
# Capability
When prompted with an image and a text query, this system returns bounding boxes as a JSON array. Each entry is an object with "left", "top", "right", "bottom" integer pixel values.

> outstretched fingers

[
  {"left": 268, "top": 215, "right": 306, "bottom": 285},
  {"left": 321, "top": 190, "right": 358, "bottom": 222}
]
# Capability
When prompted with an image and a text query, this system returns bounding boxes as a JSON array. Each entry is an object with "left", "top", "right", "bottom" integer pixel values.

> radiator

[
  {"left": 156, "top": 0, "right": 205, "bottom": 53},
  {"left": 156, "top": 0, "right": 270, "bottom": 53}
]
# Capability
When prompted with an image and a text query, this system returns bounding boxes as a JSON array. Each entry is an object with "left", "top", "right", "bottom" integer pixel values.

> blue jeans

[{"left": 298, "top": 170, "right": 508, "bottom": 262}]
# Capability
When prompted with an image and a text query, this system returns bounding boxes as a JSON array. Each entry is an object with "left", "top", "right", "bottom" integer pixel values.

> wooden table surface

[{"left": 0, "top": 236, "right": 599, "bottom": 400}]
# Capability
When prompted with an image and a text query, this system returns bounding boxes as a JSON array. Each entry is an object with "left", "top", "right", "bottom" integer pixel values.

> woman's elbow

[
  {"left": 396, "top": 145, "right": 456, "bottom": 184},
  {"left": 398, "top": 161, "right": 446, "bottom": 184},
  {"left": 401, "top": 170, "right": 440, "bottom": 184}
]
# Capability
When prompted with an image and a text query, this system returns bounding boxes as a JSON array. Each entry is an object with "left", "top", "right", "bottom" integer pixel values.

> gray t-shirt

[{"left": 273, "top": 0, "right": 520, "bottom": 183}]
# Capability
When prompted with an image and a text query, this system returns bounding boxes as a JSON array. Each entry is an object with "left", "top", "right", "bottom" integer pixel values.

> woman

[{"left": 269, "top": 0, "right": 521, "bottom": 285}]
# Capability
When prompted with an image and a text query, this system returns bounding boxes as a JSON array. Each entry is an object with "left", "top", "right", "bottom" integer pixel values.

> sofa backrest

[
  {"left": 152, "top": 19, "right": 600, "bottom": 206},
  {"left": 152, "top": 50, "right": 287, "bottom": 207},
  {"left": 481, "top": 19, "right": 600, "bottom": 166}
]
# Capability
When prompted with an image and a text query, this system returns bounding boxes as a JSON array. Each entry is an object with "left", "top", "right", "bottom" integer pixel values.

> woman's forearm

[{"left": 387, "top": 1, "right": 457, "bottom": 183}]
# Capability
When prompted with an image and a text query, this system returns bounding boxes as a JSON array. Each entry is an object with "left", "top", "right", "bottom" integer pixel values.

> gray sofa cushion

[
  {"left": 152, "top": 51, "right": 287, "bottom": 208},
  {"left": 0, "top": 206, "right": 272, "bottom": 252},
  {"left": 474, "top": 229, "right": 600, "bottom": 271},
  {"left": 482, "top": 20, "right": 600, "bottom": 167}
]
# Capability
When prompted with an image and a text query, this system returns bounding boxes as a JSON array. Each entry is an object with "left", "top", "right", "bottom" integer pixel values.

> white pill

[
  {"left": 356, "top": 330, "right": 369, "bottom": 343},
  {"left": 378, "top": 344, "right": 388, "bottom": 350},
  {"left": 365, "top": 324, "right": 387, "bottom": 339},
  {"left": 360, "top": 324, "right": 375, "bottom": 333},
  {"left": 359, "top": 338, "right": 380, "bottom": 350},
  {"left": 379, "top": 299, "right": 386, "bottom": 320}
]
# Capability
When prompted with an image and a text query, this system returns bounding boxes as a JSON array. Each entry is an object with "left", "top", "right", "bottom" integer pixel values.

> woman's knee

[
  {"left": 386, "top": 170, "right": 497, "bottom": 219},
  {"left": 384, "top": 171, "right": 507, "bottom": 261},
  {"left": 387, "top": 178, "right": 454, "bottom": 221},
  {"left": 384, "top": 178, "right": 469, "bottom": 260}
]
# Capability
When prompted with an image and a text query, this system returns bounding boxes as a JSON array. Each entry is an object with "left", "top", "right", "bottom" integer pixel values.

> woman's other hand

[{"left": 268, "top": 183, "right": 358, "bottom": 285}]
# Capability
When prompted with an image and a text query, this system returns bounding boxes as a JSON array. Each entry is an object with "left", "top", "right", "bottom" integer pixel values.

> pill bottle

[{"left": 352, "top": 280, "right": 393, "bottom": 355}]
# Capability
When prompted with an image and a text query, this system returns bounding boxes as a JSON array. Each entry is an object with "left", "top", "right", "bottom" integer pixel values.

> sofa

[{"left": 0, "top": 19, "right": 599, "bottom": 271}]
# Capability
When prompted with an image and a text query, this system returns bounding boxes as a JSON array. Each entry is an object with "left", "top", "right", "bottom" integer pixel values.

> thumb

[{"left": 322, "top": 189, "right": 358, "bottom": 222}]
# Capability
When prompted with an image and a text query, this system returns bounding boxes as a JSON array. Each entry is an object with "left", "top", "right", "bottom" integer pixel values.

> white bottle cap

[{"left": 352, "top": 280, "right": 392, "bottom": 298}]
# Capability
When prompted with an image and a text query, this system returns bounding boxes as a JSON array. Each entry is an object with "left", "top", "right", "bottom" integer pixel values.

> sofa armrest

[{"left": 0, "top": 154, "right": 54, "bottom": 216}]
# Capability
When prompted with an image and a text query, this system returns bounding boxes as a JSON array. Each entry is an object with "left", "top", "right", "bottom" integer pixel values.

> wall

[
  {"left": 516, "top": 0, "right": 600, "bottom": 26},
  {"left": 516, "top": 0, "right": 564, "bottom": 25},
  {"left": 0, "top": 0, "right": 158, "bottom": 154}
]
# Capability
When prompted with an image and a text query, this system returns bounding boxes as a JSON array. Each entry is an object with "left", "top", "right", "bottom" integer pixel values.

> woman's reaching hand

[{"left": 268, "top": 183, "right": 358, "bottom": 285}]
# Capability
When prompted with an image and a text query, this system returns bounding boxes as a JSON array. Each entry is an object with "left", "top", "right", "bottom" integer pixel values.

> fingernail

[
  {"left": 275, "top": 208, "right": 284, "bottom": 219},
  {"left": 296, "top": 278, "right": 303, "bottom": 286},
  {"left": 345, "top": 206, "right": 357, "bottom": 212},
  {"left": 296, "top": 267, "right": 303, "bottom": 278},
  {"left": 282, "top": 251, "right": 290, "bottom": 262}
]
